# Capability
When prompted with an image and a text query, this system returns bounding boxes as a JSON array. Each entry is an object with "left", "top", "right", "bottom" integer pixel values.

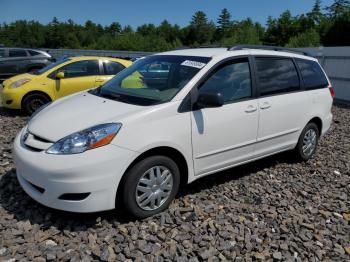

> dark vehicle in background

[{"left": 0, "top": 47, "right": 53, "bottom": 80}]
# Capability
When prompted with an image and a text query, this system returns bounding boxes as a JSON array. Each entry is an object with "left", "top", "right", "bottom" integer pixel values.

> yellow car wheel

[{"left": 22, "top": 92, "right": 51, "bottom": 115}]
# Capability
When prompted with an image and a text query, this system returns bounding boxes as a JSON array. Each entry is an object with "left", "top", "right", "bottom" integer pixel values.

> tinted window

[
  {"left": 199, "top": 59, "right": 252, "bottom": 103},
  {"left": 297, "top": 59, "right": 328, "bottom": 90},
  {"left": 58, "top": 60, "right": 100, "bottom": 78},
  {"left": 103, "top": 61, "right": 125, "bottom": 75},
  {"left": 28, "top": 50, "right": 41, "bottom": 56},
  {"left": 256, "top": 58, "right": 300, "bottom": 96},
  {"left": 0, "top": 49, "right": 5, "bottom": 58},
  {"left": 9, "top": 49, "right": 27, "bottom": 57}
]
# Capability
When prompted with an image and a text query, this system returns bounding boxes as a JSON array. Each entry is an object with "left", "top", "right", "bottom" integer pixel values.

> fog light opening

[{"left": 58, "top": 193, "right": 90, "bottom": 201}]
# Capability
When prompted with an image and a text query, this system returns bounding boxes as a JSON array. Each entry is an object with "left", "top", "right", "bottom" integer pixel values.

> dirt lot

[{"left": 0, "top": 104, "right": 349, "bottom": 261}]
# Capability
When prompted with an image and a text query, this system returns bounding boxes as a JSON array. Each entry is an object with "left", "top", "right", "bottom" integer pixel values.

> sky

[{"left": 0, "top": 0, "right": 335, "bottom": 28}]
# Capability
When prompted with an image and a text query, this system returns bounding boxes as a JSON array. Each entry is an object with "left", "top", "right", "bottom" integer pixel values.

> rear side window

[
  {"left": 103, "top": 61, "right": 125, "bottom": 75},
  {"left": 9, "top": 49, "right": 27, "bottom": 57},
  {"left": 296, "top": 59, "right": 329, "bottom": 90},
  {"left": 28, "top": 50, "right": 41, "bottom": 56},
  {"left": 256, "top": 58, "right": 300, "bottom": 96}
]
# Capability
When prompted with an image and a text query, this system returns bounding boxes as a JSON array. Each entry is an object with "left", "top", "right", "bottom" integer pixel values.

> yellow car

[{"left": 0, "top": 56, "right": 132, "bottom": 114}]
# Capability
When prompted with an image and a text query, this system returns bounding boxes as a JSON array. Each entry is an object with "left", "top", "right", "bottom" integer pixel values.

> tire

[
  {"left": 121, "top": 155, "right": 180, "bottom": 219},
  {"left": 22, "top": 93, "right": 51, "bottom": 115},
  {"left": 294, "top": 122, "right": 320, "bottom": 161}
]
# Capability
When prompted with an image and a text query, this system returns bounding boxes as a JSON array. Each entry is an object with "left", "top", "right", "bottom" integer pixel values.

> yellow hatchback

[{"left": 0, "top": 56, "right": 132, "bottom": 114}]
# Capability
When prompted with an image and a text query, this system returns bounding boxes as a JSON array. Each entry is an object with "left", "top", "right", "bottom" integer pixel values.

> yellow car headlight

[{"left": 10, "top": 78, "right": 31, "bottom": 89}]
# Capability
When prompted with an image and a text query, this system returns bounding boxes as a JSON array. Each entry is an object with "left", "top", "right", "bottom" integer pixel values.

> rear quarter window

[
  {"left": 296, "top": 59, "right": 329, "bottom": 90},
  {"left": 103, "top": 61, "right": 125, "bottom": 75},
  {"left": 28, "top": 50, "right": 42, "bottom": 56}
]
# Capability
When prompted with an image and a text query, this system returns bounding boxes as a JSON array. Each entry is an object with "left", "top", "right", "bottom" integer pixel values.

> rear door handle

[
  {"left": 245, "top": 105, "right": 257, "bottom": 113},
  {"left": 96, "top": 78, "right": 104, "bottom": 82},
  {"left": 260, "top": 102, "right": 271, "bottom": 110}
]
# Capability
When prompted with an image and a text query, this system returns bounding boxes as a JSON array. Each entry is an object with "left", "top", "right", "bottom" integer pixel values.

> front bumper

[
  {"left": 1, "top": 85, "right": 22, "bottom": 109},
  {"left": 13, "top": 131, "right": 138, "bottom": 212}
]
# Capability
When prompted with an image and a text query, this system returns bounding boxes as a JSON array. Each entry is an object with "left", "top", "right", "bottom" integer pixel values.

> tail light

[{"left": 329, "top": 86, "right": 335, "bottom": 99}]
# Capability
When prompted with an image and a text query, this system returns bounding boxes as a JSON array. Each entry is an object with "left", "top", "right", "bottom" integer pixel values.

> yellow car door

[{"left": 53, "top": 60, "right": 100, "bottom": 99}]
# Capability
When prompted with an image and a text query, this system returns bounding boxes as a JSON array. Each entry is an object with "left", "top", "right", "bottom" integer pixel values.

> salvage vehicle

[
  {"left": 1, "top": 56, "right": 132, "bottom": 114},
  {"left": 0, "top": 47, "right": 53, "bottom": 80},
  {"left": 14, "top": 45, "right": 333, "bottom": 218}
]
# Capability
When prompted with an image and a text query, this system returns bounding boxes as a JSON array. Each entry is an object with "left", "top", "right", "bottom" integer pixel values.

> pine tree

[
  {"left": 326, "top": 0, "right": 350, "bottom": 17},
  {"left": 217, "top": 8, "right": 231, "bottom": 31},
  {"left": 308, "top": 0, "right": 324, "bottom": 24}
]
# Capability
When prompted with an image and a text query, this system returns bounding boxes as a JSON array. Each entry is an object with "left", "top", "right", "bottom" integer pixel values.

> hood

[
  {"left": 3, "top": 73, "right": 37, "bottom": 87},
  {"left": 28, "top": 92, "right": 145, "bottom": 142}
]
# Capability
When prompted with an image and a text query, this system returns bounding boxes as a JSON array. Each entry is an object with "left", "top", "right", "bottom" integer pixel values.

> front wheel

[
  {"left": 121, "top": 156, "right": 180, "bottom": 218},
  {"left": 294, "top": 122, "right": 319, "bottom": 161},
  {"left": 22, "top": 93, "right": 50, "bottom": 115}
]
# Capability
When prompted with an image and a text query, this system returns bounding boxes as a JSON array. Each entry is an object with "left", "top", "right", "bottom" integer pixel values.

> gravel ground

[{"left": 0, "top": 104, "right": 349, "bottom": 262}]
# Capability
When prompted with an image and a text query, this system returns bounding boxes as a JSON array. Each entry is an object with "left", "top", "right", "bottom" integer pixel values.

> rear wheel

[
  {"left": 121, "top": 156, "right": 180, "bottom": 218},
  {"left": 22, "top": 93, "right": 50, "bottom": 115},
  {"left": 294, "top": 122, "right": 319, "bottom": 161}
]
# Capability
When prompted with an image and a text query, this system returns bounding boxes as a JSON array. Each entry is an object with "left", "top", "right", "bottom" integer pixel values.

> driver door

[
  {"left": 53, "top": 60, "right": 100, "bottom": 99},
  {"left": 191, "top": 57, "right": 259, "bottom": 176}
]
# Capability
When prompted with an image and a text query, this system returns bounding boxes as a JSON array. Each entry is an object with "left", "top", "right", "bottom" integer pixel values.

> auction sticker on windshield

[{"left": 181, "top": 60, "right": 207, "bottom": 69}]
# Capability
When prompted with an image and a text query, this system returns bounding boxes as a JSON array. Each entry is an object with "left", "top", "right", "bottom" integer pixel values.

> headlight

[
  {"left": 10, "top": 78, "right": 31, "bottom": 89},
  {"left": 21, "top": 126, "right": 29, "bottom": 142},
  {"left": 46, "top": 123, "right": 122, "bottom": 155}
]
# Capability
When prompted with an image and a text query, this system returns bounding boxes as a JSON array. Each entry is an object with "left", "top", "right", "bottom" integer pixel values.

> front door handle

[
  {"left": 245, "top": 105, "right": 257, "bottom": 113},
  {"left": 260, "top": 101, "right": 271, "bottom": 110},
  {"left": 95, "top": 78, "right": 104, "bottom": 83}
]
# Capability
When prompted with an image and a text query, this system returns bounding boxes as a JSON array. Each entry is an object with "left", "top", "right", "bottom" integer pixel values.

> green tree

[
  {"left": 217, "top": 8, "right": 232, "bottom": 39},
  {"left": 287, "top": 28, "right": 320, "bottom": 47},
  {"left": 185, "top": 11, "right": 216, "bottom": 45},
  {"left": 308, "top": 0, "right": 324, "bottom": 24},
  {"left": 326, "top": 0, "right": 350, "bottom": 17}
]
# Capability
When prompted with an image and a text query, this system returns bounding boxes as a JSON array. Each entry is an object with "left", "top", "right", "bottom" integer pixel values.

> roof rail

[
  {"left": 174, "top": 44, "right": 227, "bottom": 50},
  {"left": 229, "top": 45, "right": 310, "bottom": 56}
]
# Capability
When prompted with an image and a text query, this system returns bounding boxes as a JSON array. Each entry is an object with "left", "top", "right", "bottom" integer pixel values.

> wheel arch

[
  {"left": 307, "top": 116, "right": 323, "bottom": 135},
  {"left": 21, "top": 90, "right": 53, "bottom": 109},
  {"left": 116, "top": 146, "right": 189, "bottom": 206}
]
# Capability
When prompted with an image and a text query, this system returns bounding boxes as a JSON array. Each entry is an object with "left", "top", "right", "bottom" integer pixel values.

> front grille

[
  {"left": 23, "top": 132, "right": 53, "bottom": 151},
  {"left": 32, "top": 134, "right": 51, "bottom": 143},
  {"left": 24, "top": 144, "right": 43, "bottom": 152}
]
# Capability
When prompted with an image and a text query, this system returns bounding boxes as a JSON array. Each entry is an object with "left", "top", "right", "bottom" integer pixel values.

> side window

[
  {"left": 198, "top": 59, "right": 252, "bottom": 103},
  {"left": 256, "top": 58, "right": 300, "bottom": 96},
  {"left": 58, "top": 60, "right": 100, "bottom": 78},
  {"left": 103, "top": 61, "right": 125, "bottom": 75},
  {"left": 9, "top": 49, "right": 27, "bottom": 57},
  {"left": 28, "top": 50, "right": 41, "bottom": 56},
  {"left": 0, "top": 49, "right": 5, "bottom": 58},
  {"left": 296, "top": 59, "right": 328, "bottom": 90}
]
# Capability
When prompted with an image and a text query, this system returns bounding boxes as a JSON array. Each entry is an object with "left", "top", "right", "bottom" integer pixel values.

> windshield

[
  {"left": 93, "top": 55, "right": 211, "bottom": 106},
  {"left": 30, "top": 58, "right": 71, "bottom": 75}
]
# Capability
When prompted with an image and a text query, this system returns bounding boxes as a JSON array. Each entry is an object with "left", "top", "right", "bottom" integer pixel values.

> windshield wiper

[{"left": 99, "top": 91, "right": 133, "bottom": 103}]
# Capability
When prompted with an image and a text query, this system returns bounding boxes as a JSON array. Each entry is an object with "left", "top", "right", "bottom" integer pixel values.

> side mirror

[
  {"left": 195, "top": 92, "right": 224, "bottom": 109},
  {"left": 55, "top": 71, "right": 65, "bottom": 79}
]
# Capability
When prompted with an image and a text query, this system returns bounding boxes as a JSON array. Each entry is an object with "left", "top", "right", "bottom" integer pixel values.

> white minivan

[{"left": 14, "top": 46, "right": 334, "bottom": 218}]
